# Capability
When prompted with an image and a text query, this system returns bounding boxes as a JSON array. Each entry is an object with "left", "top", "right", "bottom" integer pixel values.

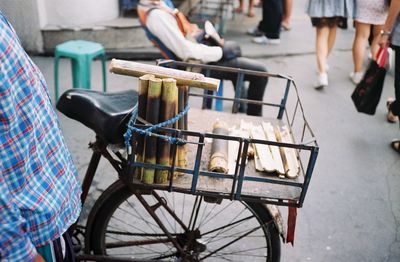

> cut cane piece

[
  {"left": 262, "top": 122, "right": 285, "bottom": 175},
  {"left": 250, "top": 124, "right": 276, "bottom": 173},
  {"left": 281, "top": 126, "right": 300, "bottom": 178},
  {"left": 209, "top": 121, "right": 229, "bottom": 173},
  {"left": 227, "top": 127, "right": 243, "bottom": 174},
  {"left": 274, "top": 126, "right": 299, "bottom": 179},
  {"left": 239, "top": 120, "right": 254, "bottom": 158}
]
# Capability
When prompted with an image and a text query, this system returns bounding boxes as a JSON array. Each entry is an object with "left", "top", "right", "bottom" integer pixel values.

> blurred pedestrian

[
  {"left": 247, "top": 0, "right": 283, "bottom": 45},
  {"left": 0, "top": 11, "right": 81, "bottom": 261},
  {"left": 350, "top": 0, "right": 389, "bottom": 84},
  {"left": 378, "top": 0, "right": 400, "bottom": 153},
  {"left": 282, "top": 0, "right": 293, "bottom": 31},
  {"left": 235, "top": 0, "right": 255, "bottom": 17},
  {"left": 305, "top": 0, "right": 354, "bottom": 89}
]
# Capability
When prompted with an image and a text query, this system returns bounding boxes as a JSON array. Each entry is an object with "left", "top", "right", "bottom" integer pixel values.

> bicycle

[{"left": 57, "top": 60, "right": 318, "bottom": 261}]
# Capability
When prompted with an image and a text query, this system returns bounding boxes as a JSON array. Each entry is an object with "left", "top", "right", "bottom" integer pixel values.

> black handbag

[{"left": 351, "top": 47, "right": 388, "bottom": 115}]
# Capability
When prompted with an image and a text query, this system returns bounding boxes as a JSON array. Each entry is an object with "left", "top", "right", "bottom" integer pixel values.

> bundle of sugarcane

[
  {"left": 209, "top": 120, "right": 229, "bottom": 173},
  {"left": 137, "top": 77, "right": 187, "bottom": 184}
]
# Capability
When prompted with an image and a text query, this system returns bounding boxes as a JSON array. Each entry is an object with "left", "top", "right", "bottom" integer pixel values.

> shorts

[{"left": 311, "top": 17, "right": 347, "bottom": 29}]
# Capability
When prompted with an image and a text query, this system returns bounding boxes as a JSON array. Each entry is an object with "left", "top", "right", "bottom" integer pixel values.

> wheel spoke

[
  {"left": 200, "top": 225, "right": 261, "bottom": 260},
  {"left": 201, "top": 215, "right": 254, "bottom": 236}
]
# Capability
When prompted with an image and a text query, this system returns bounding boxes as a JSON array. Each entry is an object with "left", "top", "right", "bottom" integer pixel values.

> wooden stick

[
  {"left": 109, "top": 59, "right": 220, "bottom": 91},
  {"left": 135, "top": 74, "right": 154, "bottom": 180},
  {"left": 155, "top": 78, "right": 178, "bottom": 184},
  {"left": 209, "top": 121, "right": 229, "bottom": 173},
  {"left": 143, "top": 78, "right": 162, "bottom": 184}
]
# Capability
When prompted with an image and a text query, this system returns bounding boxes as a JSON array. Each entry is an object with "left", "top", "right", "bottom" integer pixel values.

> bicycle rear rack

[{"left": 124, "top": 60, "right": 319, "bottom": 208}]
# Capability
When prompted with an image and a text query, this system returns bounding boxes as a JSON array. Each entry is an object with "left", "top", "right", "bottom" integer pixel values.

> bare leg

[
  {"left": 352, "top": 21, "right": 371, "bottom": 73},
  {"left": 316, "top": 26, "right": 330, "bottom": 74},
  {"left": 371, "top": 24, "right": 384, "bottom": 58},
  {"left": 282, "top": 0, "right": 292, "bottom": 29},
  {"left": 327, "top": 26, "right": 337, "bottom": 56},
  {"left": 248, "top": 0, "right": 255, "bottom": 17},
  {"left": 236, "top": 0, "right": 244, "bottom": 13}
]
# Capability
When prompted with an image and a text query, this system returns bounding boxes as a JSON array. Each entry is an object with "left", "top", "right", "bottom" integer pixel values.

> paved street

[{"left": 31, "top": 0, "right": 400, "bottom": 261}]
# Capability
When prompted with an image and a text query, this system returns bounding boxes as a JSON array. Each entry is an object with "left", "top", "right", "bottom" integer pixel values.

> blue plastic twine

[{"left": 124, "top": 105, "right": 190, "bottom": 154}]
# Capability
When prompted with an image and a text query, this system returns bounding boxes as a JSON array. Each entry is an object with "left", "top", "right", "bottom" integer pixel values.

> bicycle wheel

[{"left": 87, "top": 180, "right": 281, "bottom": 261}]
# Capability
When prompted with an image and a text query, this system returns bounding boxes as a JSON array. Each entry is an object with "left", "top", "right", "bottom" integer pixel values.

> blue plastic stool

[{"left": 54, "top": 40, "right": 107, "bottom": 101}]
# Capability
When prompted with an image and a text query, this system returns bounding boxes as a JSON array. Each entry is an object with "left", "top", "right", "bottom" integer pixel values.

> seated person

[{"left": 137, "top": 0, "right": 268, "bottom": 116}]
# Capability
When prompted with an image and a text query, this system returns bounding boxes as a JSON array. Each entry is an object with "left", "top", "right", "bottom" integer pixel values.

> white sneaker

[
  {"left": 314, "top": 73, "right": 328, "bottom": 89},
  {"left": 252, "top": 36, "right": 281, "bottom": 45},
  {"left": 349, "top": 72, "right": 363, "bottom": 85},
  {"left": 246, "top": 27, "right": 263, "bottom": 36}
]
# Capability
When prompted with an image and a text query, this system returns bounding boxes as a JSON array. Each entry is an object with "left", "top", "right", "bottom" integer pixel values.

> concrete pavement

[{"left": 31, "top": 0, "right": 400, "bottom": 261}]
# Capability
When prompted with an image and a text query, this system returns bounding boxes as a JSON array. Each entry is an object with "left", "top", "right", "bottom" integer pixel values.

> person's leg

[
  {"left": 212, "top": 57, "right": 268, "bottom": 116},
  {"left": 248, "top": 0, "right": 255, "bottom": 17},
  {"left": 390, "top": 46, "right": 400, "bottom": 116},
  {"left": 236, "top": 57, "right": 268, "bottom": 116},
  {"left": 282, "top": 0, "right": 292, "bottom": 30},
  {"left": 371, "top": 24, "right": 384, "bottom": 58},
  {"left": 236, "top": 0, "right": 244, "bottom": 13},
  {"left": 259, "top": 0, "right": 283, "bottom": 39},
  {"left": 352, "top": 21, "right": 370, "bottom": 73},
  {"left": 316, "top": 26, "right": 330, "bottom": 74},
  {"left": 327, "top": 25, "right": 337, "bottom": 56},
  {"left": 390, "top": 46, "right": 400, "bottom": 153},
  {"left": 314, "top": 24, "right": 332, "bottom": 89}
]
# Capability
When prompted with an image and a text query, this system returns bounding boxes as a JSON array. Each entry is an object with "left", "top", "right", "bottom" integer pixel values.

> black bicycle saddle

[{"left": 56, "top": 89, "right": 138, "bottom": 145}]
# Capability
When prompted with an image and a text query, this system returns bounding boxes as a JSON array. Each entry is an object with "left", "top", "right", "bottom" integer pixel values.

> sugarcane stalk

[
  {"left": 109, "top": 59, "right": 220, "bottom": 91},
  {"left": 177, "top": 85, "right": 189, "bottom": 170},
  {"left": 135, "top": 74, "right": 154, "bottom": 180},
  {"left": 209, "top": 121, "right": 229, "bottom": 173},
  {"left": 169, "top": 82, "right": 180, "bottom": 178},
  {"left": 155, "top": 78, "right": 178, "bottom": 183},
  {"left": 142, "top": 78, "right": 162, "bottom": 184}
]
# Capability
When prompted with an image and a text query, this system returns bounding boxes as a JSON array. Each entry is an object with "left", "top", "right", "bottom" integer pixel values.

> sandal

[
  {"left": 235, "top": 7, "right": 243, "bottom": 13},
  {"left": 386, "top": 98, "right": 398, "bottom": 123},
  {"left": 281, "top": 22, "right": 291, "bottom": 31},
  {"left": 247, "top": 10, "right": 255, "bottom": 17},
  {"left": 390, "top": 139, "right": 400, "bottom": 154}
]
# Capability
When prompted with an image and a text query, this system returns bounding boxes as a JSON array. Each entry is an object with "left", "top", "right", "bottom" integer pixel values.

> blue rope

[{"left": 124, "top": 105, "right": 190, "bottom": 154}]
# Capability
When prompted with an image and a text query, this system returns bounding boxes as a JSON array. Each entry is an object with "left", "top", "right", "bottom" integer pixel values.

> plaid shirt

[{"left": 0, "top": 12, "right": 81, "bottom": 261}]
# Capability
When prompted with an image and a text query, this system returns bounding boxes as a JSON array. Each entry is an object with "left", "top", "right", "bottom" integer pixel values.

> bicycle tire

[{"left": 86, "top": 180, "right": 281, "bottom": 261}]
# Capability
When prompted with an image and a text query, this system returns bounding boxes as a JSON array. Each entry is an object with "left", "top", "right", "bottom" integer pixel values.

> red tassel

[{"left": 286, "top": 204, "right": 297, "bottom": 246}]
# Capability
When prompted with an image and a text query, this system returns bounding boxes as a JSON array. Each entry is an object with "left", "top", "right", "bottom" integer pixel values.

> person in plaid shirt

[{"left": 0, "top": 12, "right": 81, "bottom": 261}]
